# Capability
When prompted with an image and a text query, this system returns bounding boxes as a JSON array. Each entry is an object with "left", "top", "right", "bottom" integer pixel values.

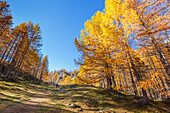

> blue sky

[{"left": 6, "top": 0, "right": 105, "bottom": 71}]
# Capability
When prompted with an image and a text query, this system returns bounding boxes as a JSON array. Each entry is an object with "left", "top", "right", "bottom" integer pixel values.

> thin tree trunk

[{"left": 127, "top": 51, "right": 149, "bottom": 104}]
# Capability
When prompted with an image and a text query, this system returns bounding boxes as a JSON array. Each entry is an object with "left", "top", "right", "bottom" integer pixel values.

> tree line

[
  {"left": 74, "top": 0, "right": 169, "bottom": 103},
  {"left": 0, "top": 0, "right": 169, "bottom": 104},
  {"left": 0, "top": 1, "right": 49, "bottom": 82}
]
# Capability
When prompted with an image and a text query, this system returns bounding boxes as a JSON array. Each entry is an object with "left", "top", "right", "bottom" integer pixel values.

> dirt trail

[
  {"left": 0, "top": 85, "right": 111, "bottom": 113},
  {"left": 0, "top": 82, "right": 75, "bottom": 113},
  {"left": 0, "top": 81, "right": 169, "bottom": 113},
  {"left": 1, "top": 90, "right": 53, "bottom": 113}
]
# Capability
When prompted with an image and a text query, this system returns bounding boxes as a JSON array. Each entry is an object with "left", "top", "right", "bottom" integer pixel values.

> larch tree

[
  {"left": 0, "top": 1, "right": 44, "bottom": 81},
  {"left": 75, "top": 0, "right": 169, "bottom": 103},
  {"left": 39, "top": 55, "right": 49, "bottom": 82}
]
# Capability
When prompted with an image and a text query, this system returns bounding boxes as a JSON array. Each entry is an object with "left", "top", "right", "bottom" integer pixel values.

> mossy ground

[{"left": 0, "top": 77, "right": 169, "bottom": 113}]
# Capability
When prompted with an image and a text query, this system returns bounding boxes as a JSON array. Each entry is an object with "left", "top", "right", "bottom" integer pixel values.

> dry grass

[{"left": 0, "top": 79, "right": 169, "bottom": 113}]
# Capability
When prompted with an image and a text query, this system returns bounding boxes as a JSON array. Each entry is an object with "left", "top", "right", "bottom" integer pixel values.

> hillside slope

[{"left": 0, "top": 79, "right": 169, "bottom": 113}]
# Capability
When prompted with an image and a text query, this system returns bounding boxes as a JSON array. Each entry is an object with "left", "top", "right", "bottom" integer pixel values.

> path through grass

[{"left": 0, "top": 79, "right": 169, "bottom": 113}]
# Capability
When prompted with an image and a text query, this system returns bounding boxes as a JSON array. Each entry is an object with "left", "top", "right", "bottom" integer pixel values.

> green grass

[
  {"left": 0, "top": 98, "right": 13, "bottom": 102},
  {"left": 25, "top": 93, "right": 36, "bottom": 97},
  {"left": 55, "top": 103, "right": 66, "bottom": 106},
  {"left": 0, "top": 76, "right": 169, "bottom": 113},
  {"left": 19, "top": 98, "right": 30, "bottom": 102},
  {"left": 37, "top": 107, "right": 49, "bottom": 111}
]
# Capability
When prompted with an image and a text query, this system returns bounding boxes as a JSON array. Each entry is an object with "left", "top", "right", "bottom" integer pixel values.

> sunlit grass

[
  {"left": 55, "top": 103, "right": 66, "bottom": 106},
  {"left": 37, "top": 107, "right": 49, "bottom": 111},
  {"left": 0, "top": 78, "right": 169, "bottom": 113}
]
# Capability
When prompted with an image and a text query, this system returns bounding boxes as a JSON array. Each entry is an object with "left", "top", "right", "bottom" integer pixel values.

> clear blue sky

[{"left": 6, "top": 0, "right": 105, "bottom": 71}]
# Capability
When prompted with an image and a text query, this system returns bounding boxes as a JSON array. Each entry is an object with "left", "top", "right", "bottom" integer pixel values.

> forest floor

[{"left": 0, "top": 78, "right": 169, "bottom": 113}]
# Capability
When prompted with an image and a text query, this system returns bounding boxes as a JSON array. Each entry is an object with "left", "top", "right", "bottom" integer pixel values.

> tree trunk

[{"left": 128, "top": 51, "right": 149, "bottom": 104}]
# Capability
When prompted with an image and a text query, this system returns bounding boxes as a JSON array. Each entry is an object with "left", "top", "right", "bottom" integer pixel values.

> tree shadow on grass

[
  {"left": 0, "top": 99, "right": 76, "bottom": 113},
  {"left": 54, "top": 85, "right": 167, "bottom": 113}
]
